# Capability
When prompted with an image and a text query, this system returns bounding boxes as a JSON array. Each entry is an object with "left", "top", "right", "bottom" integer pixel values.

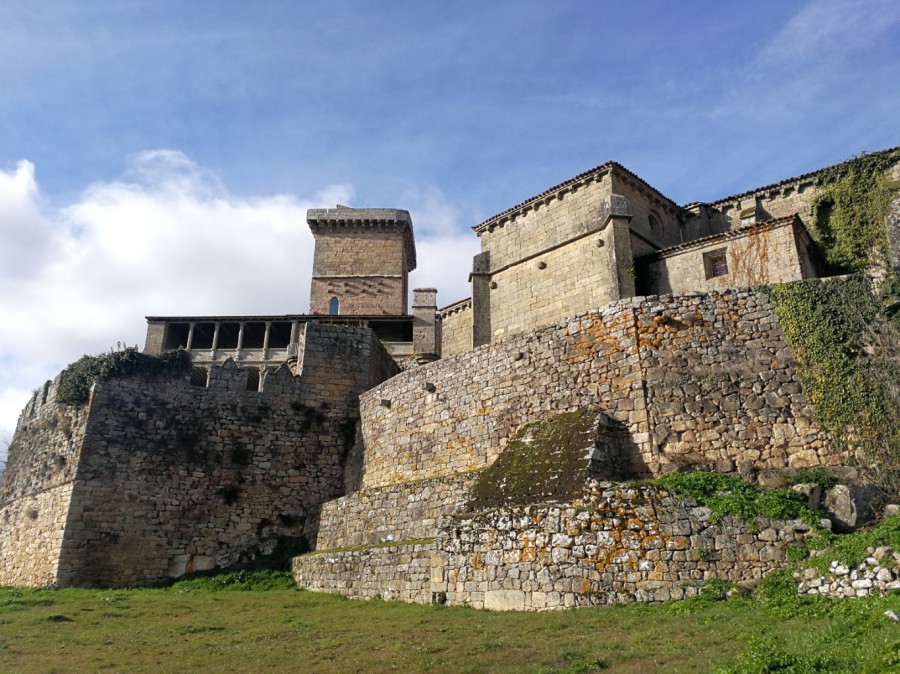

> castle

[{"left": 1, "top": 147, "right": 899, "bottom": 609}]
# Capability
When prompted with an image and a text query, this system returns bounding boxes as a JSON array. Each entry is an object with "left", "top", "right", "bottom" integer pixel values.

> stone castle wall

[
  {"left": 359, "top": 298, "right": 645, "bottom": 490},
  {"left": 310, "top": 229, "right": 409, "bottom": 315},
  {"left": 635, "top": 289, "right": 836, "bottom": 472},
  {"left": 293, "top": 481, "right": 815, "bottom": 611},
  {"left": 0, "top": 484, "right": 74, "bottom": 587},
  {"left": 358, "top": 286, "right": 838, "bottom": 493},
  {"left": 642, "top": 219, "right": 814, "bottom": 296},
  {"left": 56, "top": 371, "right": 349, "bottom": 587},
  {"left": 313, "top": 473, "right": 474, "bottom": 550},
  {"left": 435, "top": 482, "right": 814, "bottom": 609},
  {"left": 294, "top": 542, "right": 436, "bottom": 604},
  {"left": 609, "top": 171, "right": 681, "bottom": 255},
  {"left": 0, "top": 324, "right": 397, "bottom": 588},
  {"left": 0, "top": 379, "right": 89, "bottom": 586},
  {"left": 484, "top": 222, "right": 622, "bottom": 342},
  {"left": 710, "top": 181, "right": 821, "bottom": 233},
  {"left": 0, "top": 379, "right": 88, "bottom": 504},
  {"left": 705, "top": 153, "right": 900, "bottom": 238},
  {"left": 475, "top": 176, "right": 620, "bottom": 342}
]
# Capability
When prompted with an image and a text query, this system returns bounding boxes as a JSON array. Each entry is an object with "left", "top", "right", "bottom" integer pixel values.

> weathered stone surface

[
  {"left": 824, "top": 484, "right": 878, "bottom": 532},
  {"left": 484, "top": 590, "right": 526, "bottom": 611},
  {"left": 292, "top": 543, "right": 434, "bottom": 604},
  {"left": 360, "top": 287, "right": 841, "bottom": 491},
  {"left": 294, "top": 479, "right": 816, "bottom": 611},
  {"left": 0, "top": 324, "right": 396, "bottom": 588}
]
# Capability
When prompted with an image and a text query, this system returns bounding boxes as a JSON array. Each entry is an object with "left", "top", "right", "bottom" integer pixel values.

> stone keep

[{"left": 307, "top": 206, "right": 417, "bottom": 316}]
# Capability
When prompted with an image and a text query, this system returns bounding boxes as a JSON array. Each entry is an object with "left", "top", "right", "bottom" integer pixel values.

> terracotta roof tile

[{"left": 637, "top": 214, "right": 802, "bottom": 259}]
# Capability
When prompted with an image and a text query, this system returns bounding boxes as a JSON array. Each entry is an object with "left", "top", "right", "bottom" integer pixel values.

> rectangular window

[{"left": 704, "top": 249, "right": 728, "bottom": 279}]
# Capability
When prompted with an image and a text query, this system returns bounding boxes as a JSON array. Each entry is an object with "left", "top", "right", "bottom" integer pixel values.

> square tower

[{"left": 307, "top": 205, "right": 417, "bottom": 315}]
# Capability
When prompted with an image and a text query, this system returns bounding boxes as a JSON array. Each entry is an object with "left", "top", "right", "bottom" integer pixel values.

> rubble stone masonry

[
  {"left": 435, "top": 481, "right": 815, "bottom": 609},
  {"left": 0, "top": 323, "right": 397, "bottom": 587},
  {"left": 293, "top": 481, "right": 815, "bottom": 610},
  {"left": 358, "top": 286, "right": 838, "bottom": 493}
]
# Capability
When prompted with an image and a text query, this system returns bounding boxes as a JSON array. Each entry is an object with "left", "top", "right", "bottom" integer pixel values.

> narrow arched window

[{"left": 329, "top": 297, "right": 340, "bottom": 316}]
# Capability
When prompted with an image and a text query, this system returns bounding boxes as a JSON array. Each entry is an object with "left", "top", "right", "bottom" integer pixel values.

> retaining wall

[
  {"left": 293, "top": 481, "right": 814, "bottom": 610},
  {"left": 314, "top": 473, "right": 474, "bottom": 550},
  {"left": 436, "top": 482, "right": 812, "bottom": 609},
  {"left": 358, "top": 287, "right": 839, "bottom": 491},
  {"left": 293, "top": 542, "right": 435, "bottom": 604}
]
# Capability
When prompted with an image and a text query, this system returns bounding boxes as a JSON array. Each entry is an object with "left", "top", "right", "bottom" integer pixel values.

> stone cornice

[
  {"left": 472, "top": 162, "right": 680, "bottom": 234},
  {"left": 307, "top": 206, "right": 417, "bottom": 270}
]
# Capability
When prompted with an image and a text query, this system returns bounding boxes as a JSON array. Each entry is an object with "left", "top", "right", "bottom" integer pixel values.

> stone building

[
  {"left": 1, "top": 146, "right": 898, "bottom": 602},
  {"left": 143, "top": 206, "right": 441, "bottom": 381},
  {"left": 440, "top": 150, "right": 900, "bottom": 356}
]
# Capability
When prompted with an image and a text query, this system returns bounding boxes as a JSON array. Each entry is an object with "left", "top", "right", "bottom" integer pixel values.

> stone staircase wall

[{"left": 314, "top": 473, "right": 474, "bottom": 550}]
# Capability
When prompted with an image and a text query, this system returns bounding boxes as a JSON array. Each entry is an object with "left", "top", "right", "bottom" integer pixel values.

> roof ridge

[
  {"left": 472, "top": 160, "right": 679, "bottom": 232},
  {"left": 437, "top": 297, "right": 472, "bottom": 315},
  {"left": 702, "top": 145, "right": 900, "bottom": 208},
  {"left": 638, "top": 214, "right": 801, "bottom": 259}
]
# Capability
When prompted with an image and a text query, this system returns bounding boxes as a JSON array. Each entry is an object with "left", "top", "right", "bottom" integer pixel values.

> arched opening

[{"left": 329, "top": 297, "right": 340, "bottom": 316}]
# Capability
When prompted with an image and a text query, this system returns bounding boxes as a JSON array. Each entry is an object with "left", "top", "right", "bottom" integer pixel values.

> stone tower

[{"left": 307, "top": 206, "right": 416, "bottom": 315}]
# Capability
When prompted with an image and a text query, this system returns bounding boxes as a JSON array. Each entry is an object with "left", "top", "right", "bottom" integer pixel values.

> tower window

[{"left": 329, "top": 297, "right": 340, "bottom": 315}]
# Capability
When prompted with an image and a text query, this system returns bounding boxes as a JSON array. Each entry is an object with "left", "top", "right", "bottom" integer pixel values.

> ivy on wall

[
  {"left": 57, "top": 347, "right": 193, "bottom": 405},
  {"left": 810, "top": 149, "right": 899, "bottom": 273},
  {"left": 767, "top": 275, "right": 900, "bottom": 480}
]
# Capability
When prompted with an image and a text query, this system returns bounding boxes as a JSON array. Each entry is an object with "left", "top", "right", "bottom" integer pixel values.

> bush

[
  {"left": 655, "top": 472, "right": 818, "bottom": 525},
  {"left": 57, "top": 347, "right": 193, "bottom": 404}
]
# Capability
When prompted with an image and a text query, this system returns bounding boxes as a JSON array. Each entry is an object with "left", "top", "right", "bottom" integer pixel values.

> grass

[{"left": 3, "top": 572, "right": 900, "bottom": 672}]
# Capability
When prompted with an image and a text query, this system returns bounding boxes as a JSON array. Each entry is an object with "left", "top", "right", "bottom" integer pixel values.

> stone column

[
  {"left": 603, "top": 195, "right": 636, "bottom": 300},
  {"left": 262, "top": 321, "right": 272, "bottom": 360},
  {"left": 412, "top": 288, "right": 439, "bottom": 359},
  {"left": 143, "top": 322, "right": 166, "bottom": 355},
  {"left": 470, "top": 251, "right": 492, "bottom": 348},
  {"left": 211, "top": 322, "right": 221, "bottom": 356}
]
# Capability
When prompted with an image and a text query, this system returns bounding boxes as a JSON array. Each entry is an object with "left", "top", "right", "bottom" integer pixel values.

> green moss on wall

[
  {"left": 57, "top": 347, "right": 193, "bottom": 405},
  {"left": 768, "top": 275, "right": 900, "bottom": 480},
  {"left": 810, "top": 149, "right": 899, "bottom": 273},
  {"left": 467, "top": 409, "right": 599, "bottom": 510}
]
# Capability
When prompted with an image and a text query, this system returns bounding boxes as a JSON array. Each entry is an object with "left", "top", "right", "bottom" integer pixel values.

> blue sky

[{"left": 0, "top": 0, "right": 898, "bottom": 458}]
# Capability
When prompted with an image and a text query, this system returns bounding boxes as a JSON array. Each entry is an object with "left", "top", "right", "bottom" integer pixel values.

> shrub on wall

[
  {"left": 768, "top": 275, "right": 900, "bottom": 484},
  {"left": 655, "top": 471, "right": 818, "bottom": 525},
  {"left": 57, "top": 347, "right": 193, "bottom": 405},
  {"left": 810, "top": 149, "right": 899, "bottom": 273}
]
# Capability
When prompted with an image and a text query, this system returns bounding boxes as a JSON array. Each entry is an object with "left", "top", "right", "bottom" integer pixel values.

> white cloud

[
  {"left": 756, "top": 0, "right": 897, "bottom": 69},
  {"left": 0, "top": 160, "right": 56, "bottom": 277},
  {"left": 711, "top": 0, "right": 900, "bottom": 124},
  {"left": 402, "top": 184, "right": 480, "bottom": 306},
  {"left": 0, "top": 152, "right": 479, "bottom": 463}
]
